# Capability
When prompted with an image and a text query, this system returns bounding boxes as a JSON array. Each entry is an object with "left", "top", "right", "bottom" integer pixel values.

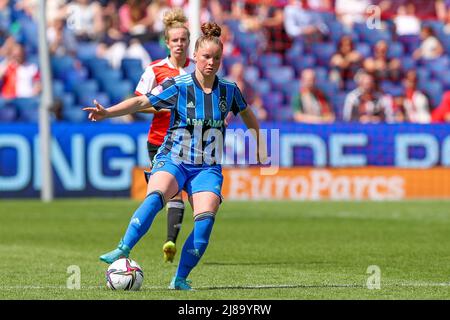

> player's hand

[{"left": 82, "top": 100, "right": 109, "bottom": 121}]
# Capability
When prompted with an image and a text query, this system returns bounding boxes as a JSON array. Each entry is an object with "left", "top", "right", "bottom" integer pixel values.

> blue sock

[
  {"left": 122, "top": 191, "right": 164, "bottom": 249},
  {"left": 175, "top": 212, "right": 215, "bottom": 279}
]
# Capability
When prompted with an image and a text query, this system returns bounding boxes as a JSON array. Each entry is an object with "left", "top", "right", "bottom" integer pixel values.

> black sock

[{"left": 166, "top": 200, "right": 185, "bottom": 243}]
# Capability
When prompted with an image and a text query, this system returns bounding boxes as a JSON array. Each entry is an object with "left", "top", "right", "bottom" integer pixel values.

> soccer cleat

[
  {"left": 168, "top": 276, "right": 193, "bottom": 291},
  {"left": 99, "top": 240, "right": 131, "bottom": 264},
  {"left": 163, "top": 241, "right": 177, "bottom": 263}
]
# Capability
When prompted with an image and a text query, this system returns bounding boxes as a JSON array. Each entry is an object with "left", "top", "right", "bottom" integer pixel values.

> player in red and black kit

[{"left": 134, "top": 8, "right": 195, "bottom": 263}]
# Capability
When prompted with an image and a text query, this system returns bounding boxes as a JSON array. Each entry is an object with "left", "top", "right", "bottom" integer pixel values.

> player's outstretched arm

[
  {"left": 83, "top": 95, "right": 155, "bottom": 121},
  {"left": 239, "top": 108, "right": 268, "bottom": 164}
]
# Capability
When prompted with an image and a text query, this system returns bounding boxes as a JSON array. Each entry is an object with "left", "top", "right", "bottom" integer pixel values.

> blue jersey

[{"left": 147, "top": 72, "right": 247, "bottom": 165}]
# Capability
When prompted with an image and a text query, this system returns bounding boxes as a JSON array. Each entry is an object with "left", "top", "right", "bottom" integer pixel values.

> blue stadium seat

[
  {"left": 356, "top": 42, "right": 371, "bottom": 59},
  {"left": 313, "top": 67, "right": 328, "bottom": 83},
  {"left": 121, "top": 58, "right": 143, "bottom": 74},
  {"left": 258, "top": 53, "right": 283, "bottom": 68},
  {"left": 144, "top": 41, "right": 168, "bottom": 60},
  {"left": 291, "top": 55, "right": 316, "bottom": 75},
  {"left": 0, "top": 107, "right": 17, "bottom": 122},
  {"left": 401, "top": 56, "right": 416, "bottom": 71},
  {"left": 419, "top": 80, "right": 443, "bottom": 107},
  {"left": 333, "top": 92, "right": 347, "bottom": 121},
  {"left": 13, "top": 98, "right": 40, "bottom": 122},
  {"left": 244, "top": 65, "right": 259, "bottom": 83},
  {"left": 59, "top": 93, "right": 75, "bottom": 110},
  {"left": 52, "top": 80, "right": 64, "bottom": 98},
  {"left": 312, "top": 42, "right": 336, "bottom": 66},
  {"left": 51, "top": 56, "right": 75, "bottom": 79},
  {"left": 262, "top": 92, "right": 284, "bottom": 110},
  {"left": 265, "top": 66, "right": 295, "bottom": 91},
  {"left": 316, "top": 81, "right": 338, "bottom": 101},
  {"left": 77, "top": 42, "right": 98, "bottom": 62},
  {"left": 78, "top": 92, "right": 110, "bottom": 108},
  {"left": 222, "top": 55, "right": 245, "bottom": 73},
  {"left": 272, "top": 105, "right": 293, "bottom": 122},
  {"left": 95, "top": 69, "right": 123, "bottom": 91},
  {"left": 63, "top": 107, "right": 88, "bottom": 123},
  {"left": 285, "top": 42, "right": 304, "bottom": 65},
  {"left": 252, "top": 79, "right": 271, "bottom": 96},
  {"left": 103, "top": 80, "right": 133, "bottom": 104},
  {"left": 423, "top": 56, "right": 449, "bottom": 78},
  {"left": 62, "top": 67, "right": 89, "bottom": 92},
  {"left": 381, "top": 81, "right": 404, "bottom": 97},
  {"left": 387, "top": 42, "right": 404, "bottom": 59},
  {"left": 74, "top": 80, "right": 99, "bottom": 100}
]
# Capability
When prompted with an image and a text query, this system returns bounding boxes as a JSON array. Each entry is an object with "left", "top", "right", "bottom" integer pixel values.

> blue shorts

[{"left": 151, "top": 154, "right": 223, "bottom": 200}]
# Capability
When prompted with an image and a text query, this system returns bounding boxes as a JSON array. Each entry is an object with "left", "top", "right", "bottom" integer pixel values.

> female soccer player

[
  {"left": 84, "top": 22, "right": 263, "bottom": 290},
  {"left": 136, "top": 8, "right": 195, "bottom": 263}
]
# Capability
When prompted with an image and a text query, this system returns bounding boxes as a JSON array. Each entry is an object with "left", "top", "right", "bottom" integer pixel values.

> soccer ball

[{"left": 106, "top": 258, "right": 144, "bottom": 291}]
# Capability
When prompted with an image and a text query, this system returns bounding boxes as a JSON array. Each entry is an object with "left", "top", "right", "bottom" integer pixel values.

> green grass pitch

[{"left": 1, "top": 199, "right": 450, "bottom": 299}]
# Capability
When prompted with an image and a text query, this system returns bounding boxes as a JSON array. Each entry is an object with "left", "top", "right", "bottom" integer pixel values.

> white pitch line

[{"left": 2, "top": 282, "right": 450, "bottom": 291}]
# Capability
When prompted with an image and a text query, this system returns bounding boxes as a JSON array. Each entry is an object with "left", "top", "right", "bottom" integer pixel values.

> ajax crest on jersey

[
  {"left": 106, "top": 258, "right": 144, "bottom": 291},
  {"left": 219, "top": 98, "right": 227, "bottom": 112}
]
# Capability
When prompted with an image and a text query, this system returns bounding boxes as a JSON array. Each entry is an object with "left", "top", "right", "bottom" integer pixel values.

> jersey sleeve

[
  {"left": 147, "top": 78, "right": 179, "bottom": 110},
  {"left": 135, "top": 66, "right": 157, "bottom": 95},
  {"left": 231, "top": 84, "right": 248, "bottom": 116}
]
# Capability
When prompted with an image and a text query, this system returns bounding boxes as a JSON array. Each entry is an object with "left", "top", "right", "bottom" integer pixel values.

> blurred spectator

[
  {"left": 343, "top": 71, "right": 394, "bottom": 123},
  {"left": 431, "top": 91, "right": 450, "bottom": 123},
  {"left": 46, "top": 0, "right": 67, "bottom": 24},
  {"left": 413, "top": 25, "right": 445, "bottom": 61},
  {"left": 436, "top": 0, "right": 450, "bottom": 22},
  {"left": 443, "top": 7, "right": 450, "bottom": 34},
  {"left": 118, "top": 0, "right": 155, "bottom": 41},
  {"left": 393, "top": 4, "right": 421, "bottom": 37},
  {"left": 0, "top": 43, "right": 41, "bottom": 99},
  {"left": 291, "top": 68, "right": 335, "bottom": 123},
  {"left": 97, "top": 37, "right": 151, "bottom": 70},
  {"left": 147, "top": 0, "right": 171, "bottom": 39},
  {"left": 330, "top": 35, "right": 363, "bottom": 90},
  {"left": 64, "top": 0, "right": 104, "bottom": 41},
  {"left": 363, "top": 40, "right": 402, "bottom": 82},
  {"left": 47, "top": 16, "right": 78, "bottom": 57},
  {"left": 335, "top": 0, "right": 370, "bottom": 30},
  {"left": 401, "top": 70, "right": 431, "bottom": 123},
  {"left": 221, "top": 25, "right": 241, "bottom": 58},
  {"left": 284, "top": 0, "right": 328, "bottom": 44},
  {"left": 0, "top": 0, "right": 12, "bottom": 38},
  {"left": 226, "top": 62, "right": 267, "bottom": 121},
  {"left": 305, "top": 0, "right": 333, "bottom": 11}
]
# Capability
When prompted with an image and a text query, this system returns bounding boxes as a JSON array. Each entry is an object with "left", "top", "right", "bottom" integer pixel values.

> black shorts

[{"left": 147, "top": 142, "right": 161, "bottom": 166}]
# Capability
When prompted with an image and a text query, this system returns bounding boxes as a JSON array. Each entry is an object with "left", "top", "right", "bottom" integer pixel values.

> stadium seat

[
  {"left": 103, "top": 80, "right": 133, "bottom": 104},
  {"left": 77, "top": 42, "right": 98, "bottom": 62},
  {"left": 121, "top": 58, "right": 143, "bottom": 73},
  {"left": 63, "top": 107, "right": 89, "bottom": 123},
  {"left": 291, "top": 55, "right": 316, "bottom": 75},
  {"left": 265, "top": 66, "right": 295, "bottom": 91},
  {"left": 419, "top": 80, "right": 443, "bottom": 107},
  {"left": 222, "top": 55, "right": 245, "bottom": 73},
  {"left": 262, "top": 92, "right": 284, "bottom": 110},
  {"left": 401, "top": 56, "right": 416, "bottom": 71},
  {"left": 356, "top": 42, "right": 371, "bottom": 59},
  {"left": 0, "top": 107, "right": 17, "bottom": 122},
  {"left": 143, "top": 41, "right": 168, "bottom": 60},
  {"left": 258, "top": 53, "right": 283, "bottom": 68},
  {"left": 316, "top": 81, "right": 338, "bottom": 101},
  {"left": 251, "top": 79, "right": 271, "bottom": 96},
  {"left": 311, "top": 42, "right": 336, "bottom": 66},
  {"left": 51, "top": 56, "right": 75, "bottom": 79},
  {"left": 381, "top": 81, "right": 404, "bottom": 97},
  {"left": 52, "top": 80, "right": 64, "bottom": 98},
  {"left": 285, "top": 42, "right": 304, "bottom": 65},
  {"left": 13, "top": 98, "right": 40, "bottom": 122},
  {"left": 78, "top": 92, "right": 110, "bottom": 108},
  {"left": 74, "top": 80, "right": 99, "bottom": 101},
  {"left": 59, "top": 93, "right": 75, "bottom": 110},
  {"left": 387, "top": 42, "right": 404, "bottom": 59},
  {"left": 243, "top": 65, "right": 259, "bottom": 83},
  {"left": 62, "top": 67, "right": 89, "bottom": 92},
  {"left": 95, "top": 69, "right": 124, "bottom": 91},
  {"left": 272, "top": 105, "right": 293, "bottom": 122}
]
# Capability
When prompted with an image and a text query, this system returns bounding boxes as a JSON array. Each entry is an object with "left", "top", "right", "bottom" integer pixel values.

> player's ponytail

[
  {"left": 163, "top": 8, "right": 190, "bottom": 41},
  {"left": 195, "top": 22, "right": 223, "bottom": 52}
]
